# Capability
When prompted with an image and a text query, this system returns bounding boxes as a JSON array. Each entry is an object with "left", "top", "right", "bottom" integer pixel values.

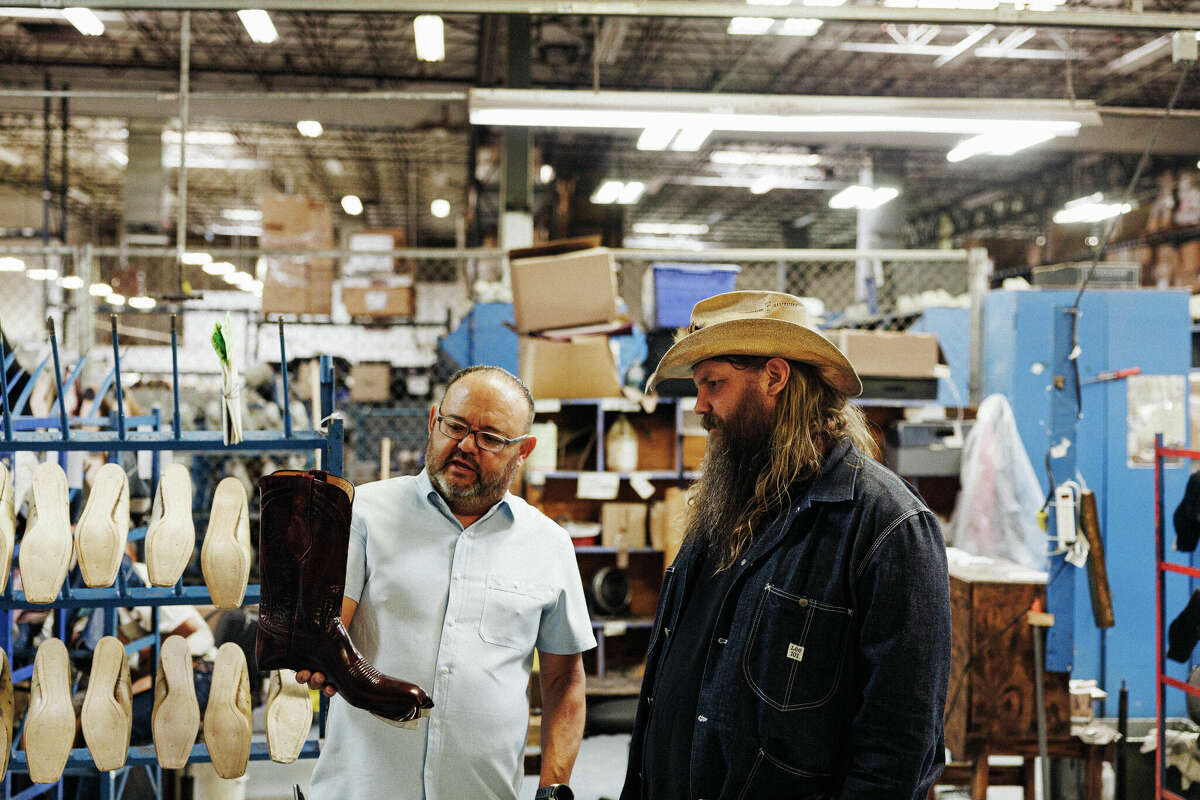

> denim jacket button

[
  {"left": 799, "top": 598, "right": 809, "bottom": 607},
  {"left": 716, "top": 637, "right": 728, "bottom": 645},
  {"left": 697, "top": 715, "right": 708, "bottom": 722}
]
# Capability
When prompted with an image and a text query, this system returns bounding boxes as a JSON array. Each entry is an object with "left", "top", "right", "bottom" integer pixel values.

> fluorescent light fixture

[
  {"left": 107, "top": 147, "right": 128, "bottom": 166},
  {"left": 162, "top": 130, "right": 238, "bottom": 146},
  {"left": 88, "top": 282, "right": 112, "bottom": 296},
  {"left": 591, "top": 180, "right": 624, "bottom": 204},
  {"left": 203, "top": 261, "right": 235, "bottom": 276},
  {"left": 181, "top": 251, "right": 212, "bottom": 265},
  {"left": 59, "top": 275, "right": 84, "bottom": 290},
  {"left": 637, "top": 126, "right": 679, "bottom": 151},
  {"left": 128, "top": 296, "right": 156, "bottom": 310},
  {"left": 1053, "top": 193, "right": 1132, "bottom": 224},
  {"left": 750, "top": 176, "right": 776, "bottom": 195},
  {"left": 539, "top": 164, "right": 555, "bottom": 183},
  {"left": 670, "top": 127, "right": 712, "bottom": 152},
  {"left": 946, "top": 125, "right": 1063, "bottom": 162},
  {"left": 728, "top": 17, "right": 776, "bottom": 35},
  {"left": 238, "top": 9, "right": 278, "bottom": 44},
  {"left": 0, "top": 257, "right": 24, "bottom": 272},
  {"left": 468, "top": 89, "right": 1101, "bottom": 139},
  {"left": 430, "top": 198, "right": 451, "bottom": 218},
  {"left": 780, "top": 17, "right": 823, "bottom": 36},
  {"left": 26, "top": 268, "right": 59, "bottom": 281},
  {"left": 324, "top": 158, "right": 345, "bottom": 176},
  {"left": 711, "top": 149, "right": 820, "bottom": 167},
  {"left": 617, "top": 181, "right": 646, "bottom": 205},
  {"left": 222, "top": 208, "right": 262, "bottom": 222},
  {"left": 296, "top": 120, "right": 323, "bottom": 138},
  {"left": 246, "top": 279, "right": 264, "bottom": 294},
  {"left": 341, "top": 195, "right": 364, "bottom": 215},
  {"left": 414, "top": 14, "right": 445, "bottom": 61},
  {"left": 632, "top": 222, "right": 710, "bottom": 235},
  {"left": 829, "top": 185, "right": 900, "bottom": 209},
  {"left": 106, "top": 293, "right": 126, "bottom": 307},
  {"left": 63, "top": 7, "right": 104, "bottom": 36},
  {"left": 162, "top": 150, "right": 264, "bottom": 170},
  {"left": 225, "top": 271, "right": 253, "bottom": 286},
  {"left": 0, "top": 146, "right": 20, "bottom": 167}
]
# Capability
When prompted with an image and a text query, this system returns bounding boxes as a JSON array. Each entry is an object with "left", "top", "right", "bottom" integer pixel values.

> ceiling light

[
  {"left": 88, "top": 282, "right": 112, "bottom": 296},
  {"left": 162, "top": 150, "right": 264, "bottom": 170},
  {"left": 26, "top": 268, "right": 58, "bottom": 281},
  {"left": 59, "top": 275, "right": 84, "bottom": 290},
  {"left": 728, "top": 17, "right": 776, "bottom": 35},
  {"left": 106, "top": 293, "right": 126, "bottom": 307},
  {"left": 780, "top": 18, "right": 822, "bottom": 36},
  {"left": 1085, "top": 235, "right": 1100, "bottom": 247},
  {"left": 128, "top": 296, "right": 156, "bottom": 310},
  {"left": 430, "top": 198, "right": 451, "bottom": 218},
  {"left": 711, "top": 149, "right": 821, "bottom": 167},
  {"left": 637, "top": 126, "right": 679, "bottom": 151},
  {"left": 829, "top": 185, "right": 900, "bottom": 209},
  {"left": 238, "top": 9, "right": 278, "bottom": 44},
  {"left": 296, "top": 120, "right": 323, "bottom": 138},
  {"left": 0, "top": 146, "right": 20, "bottom": 167},
  {"left": 162, "top": 130, "right": 237, "bottom": 146},
  {"left": 246, "top": 279, "right": 264, "bottom": 295},
  {"left": 539, "top": 164, "right": 555, "bottom": 183},
  {"left": 750, "top": 176, "right": 776, "bottom": 195},
  {"left": 0, "top": 257, "right": 24, "bottom": 272},
  {"left": 181, "top": 251, "right": 212, "bottom": 265},
  {"left": 414, "top": 14, "right": 445, "bottom": 62},
  {"left": 203, "top": 261, "right": 235, "bottom": 276},
  {"left": 341, "top": 195, "right": 364, "bottom": 215},
  {"left": 632, "top": 222, "right": 710, "bottom": 235},
  {"left": 324, "top": 158, "right": 345, "bottom": 176},
  {"left": 225, "top": 271, "right": 253, "bottom": 286},
  {"left": 107, "top": 147, "right": 128, "bottom": 166},
  {"left": 617, "top": 181, "right": 646, "bottom": 205},
  {"left": 222, "top": 208, "right": 262, "bottom": 222},
  {"left": 63, "top": 7, "right": 104, "bottom": 36},
  {"left": 591, "top": 180, "right": 624, "bottom": 205},
  {"left": 670, "top": 128, "right": 712, "bottom": 152},
  {"left": 946, "top": 126, "right": 1060, "bottom": 162},
  {"left": 1052, "top": 193, "right": 1132, "bottom": 224}
]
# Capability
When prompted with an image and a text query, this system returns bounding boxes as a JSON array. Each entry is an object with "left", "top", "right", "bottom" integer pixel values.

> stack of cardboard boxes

[
  {"left": 261, "top": 194, "right": 335, "bottom": 316},
  {"left": 341, "top": 228, "right": 416, "bottom": 320},
  {"left": 511, "top": 239, "right": 628, "bottom": 399}
]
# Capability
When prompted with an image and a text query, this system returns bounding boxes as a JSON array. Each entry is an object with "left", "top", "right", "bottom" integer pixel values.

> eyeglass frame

[{"left": 434, "top": 413, "right": 531, "bottom": 453}]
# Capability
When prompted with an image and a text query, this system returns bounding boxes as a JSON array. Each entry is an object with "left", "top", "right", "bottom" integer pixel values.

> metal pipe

[
  {"left": 279, "top": 320, "right": 293, "bottom": 438},
  {"left": 170, "top": 314, "right": 181, "bottom": 440},
  {"left": 0, "top": 88, "right": 468, "bottom": 101},
  {"left": 176, "top": 11, "right": 190, "bottom": 295},
  {"left": 42, "top": 73, "right": 51, "bottom": 249},
  {"left": 0, "top": 332, "right": 11, "bottom": 441},
  {"left": 0, "top": 1, "right": 1195, "bottom": 30},
  {"left": 1032, "top": 619, "right": 1050, "bottom": 800},
  {"left": 60, "top": 84, "right": 68, "bottom": 243},
  {"left": 47, "top": 318, "right": 70, "bottom": 442},
  {"left": 110, "top": 315, "right": 126, "bottom": 440}
]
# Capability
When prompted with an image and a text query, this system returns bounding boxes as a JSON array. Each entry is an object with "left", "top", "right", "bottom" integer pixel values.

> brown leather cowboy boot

[{"left": 256, "top": 469, "right": 432, "bottom": 724}]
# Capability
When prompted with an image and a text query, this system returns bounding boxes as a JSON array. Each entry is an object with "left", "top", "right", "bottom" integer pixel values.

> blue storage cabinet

[
  {"left": 907, "top": 306, "right": 969, "bottom": 407},
  {"left": 983, "top": 288, "right": 1192, "bottom": 717}
]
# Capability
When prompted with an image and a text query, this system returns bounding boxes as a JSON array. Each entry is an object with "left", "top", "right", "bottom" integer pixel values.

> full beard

[
  {"left": 686, "top": 393, "right": 776, "bottom": 564},
  {"left": 426, "top": 442, "right": 522, "bottom": 516}
]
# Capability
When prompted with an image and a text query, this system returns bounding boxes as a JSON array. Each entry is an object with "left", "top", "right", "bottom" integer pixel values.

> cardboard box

[
  {"left": 262, "top": 195, "right": 335, "bottom": 246},
  {"left": 262, "top": 262, "right": 334, "bottom": 315},
  {"left": 519, "top": 335, "right": 623, "bottom": 399},
  {"left": 344, "top": 228, "right": 411, "bottom": 277},
  {"left": 602, "top": 503, "right": 648, "bottom": 549},
  {"left": 350, "top": 362, "right": 392, "bottom": 403},
  {"left": 341, "top": 276, "right": 415, "bottom": 318},
  {"left": 510, "top": 247, "right": 619, "bottom": 333},
  {"left": 682, "top": 434, "right": 707, "bottom": 470},
  {"left": 653, "top": 487, "right": 689, "bottom": 568},
  {"left": 1179, "top": 240, "right": 1200, "bottom": 290},
  {"left": 261, "top": 194, "right": 336, "bottom": 315},
  {"left": 829, "top": 330, "right": 940, "bottom": 379}
]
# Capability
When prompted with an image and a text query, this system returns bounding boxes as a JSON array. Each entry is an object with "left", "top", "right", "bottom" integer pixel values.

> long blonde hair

[{"left": 700, "top": 358, "right": 877, "bottom": 570}]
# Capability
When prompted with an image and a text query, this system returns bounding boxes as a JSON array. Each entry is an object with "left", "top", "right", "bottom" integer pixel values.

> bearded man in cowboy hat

[{"left": 621, "top": 291, "right": 951, "bottom": 800}]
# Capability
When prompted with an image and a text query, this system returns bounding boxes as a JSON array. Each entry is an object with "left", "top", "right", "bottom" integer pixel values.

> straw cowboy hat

[{"left": 646, "top": 290, "right": 863, "bottom": 397}]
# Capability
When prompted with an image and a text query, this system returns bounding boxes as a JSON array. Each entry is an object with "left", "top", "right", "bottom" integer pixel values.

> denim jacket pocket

[
  {"left": 735, "top": 748, "right": 833, "bottom": 800},
  {"left": 741, "top": 583, "right": 853, "bottom": 711}
]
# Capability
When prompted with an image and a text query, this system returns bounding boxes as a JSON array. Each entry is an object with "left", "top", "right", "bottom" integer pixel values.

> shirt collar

[{"left": 416, "top": 468, "right": 514, "bottom": 528}]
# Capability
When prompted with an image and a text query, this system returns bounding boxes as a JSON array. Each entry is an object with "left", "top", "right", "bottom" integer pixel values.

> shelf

[
  {"left": 531, "top": 470, "right": 686, "bottom": 481},
  {"left": 0, "top": 584, "right": 261, "bottom": 610},
  {"left": 574, "top": 547, "right": 660, "bottom": 555},
  {"left": 6, "top": 740, "right": 320, "bottom": 775},
  {"left": 0, "top": 429, "right": 330, "bottom": 453},
  {"left": 534, "top": 397, "right": 679, "bottom": 413}
]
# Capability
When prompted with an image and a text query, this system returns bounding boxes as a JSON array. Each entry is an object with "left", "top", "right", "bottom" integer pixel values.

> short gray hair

[{"left": 441, "top": 365, "right": 536, "bottom": 431}]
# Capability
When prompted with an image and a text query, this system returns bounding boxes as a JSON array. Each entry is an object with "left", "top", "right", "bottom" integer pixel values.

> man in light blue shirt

[{"left": 299, "top": 366, "right": 596, "bottom": 800}]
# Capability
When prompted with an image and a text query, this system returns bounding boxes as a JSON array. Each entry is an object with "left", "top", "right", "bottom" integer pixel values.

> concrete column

[{"left": 122, "top": 121, "right": 166, "bottom": 238}]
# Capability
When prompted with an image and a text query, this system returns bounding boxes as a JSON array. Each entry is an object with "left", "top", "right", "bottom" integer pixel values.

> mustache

[
  {"left": 701, "top": 412, "right": 720, "bottom": 431},
  {"left": 445, "top": 454, "right": 479, "bottom": 472}
]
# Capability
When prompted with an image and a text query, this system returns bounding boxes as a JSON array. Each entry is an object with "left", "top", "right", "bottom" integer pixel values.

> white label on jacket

[{"left": 787, "top": 643, "right": 805, "bottom": 662}]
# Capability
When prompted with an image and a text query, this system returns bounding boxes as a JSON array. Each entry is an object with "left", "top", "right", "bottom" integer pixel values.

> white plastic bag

[{"left": 948, "top": 394, "right": 1048, "bottom": 570}]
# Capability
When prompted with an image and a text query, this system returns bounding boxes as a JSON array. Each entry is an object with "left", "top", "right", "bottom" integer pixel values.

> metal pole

[
  {"left": 0, "top": 332, "right": 11, "bottom": 441},
  {"left": 1156, "top": 433, "right": 1166, "bottom": 800},
  {"left": 967, "top": 247, "right": 991, "bottom": 405},
  {"left": 170, "top": 314, "right": 182, "bottom": 439},
  {"left": 1032, "top": 619, "right": 1051, "bottom": 800},
  {"left": 279, "top": 320, "right": 293, "bottom": 438},
  {"left": 110, "top": 315, "right": 126, "bottom": 440},
  {"left": 60, "top": 84, "right": 68, "bottom": 243},
  {"left": 176, "top": 11, "right": 191, "bottom": 297},
  {"left": 47, "top": 318, "right": 69, "bottom": 442},
  {"left": 42, "top": 73, "right": 51, "bottom": 250}
]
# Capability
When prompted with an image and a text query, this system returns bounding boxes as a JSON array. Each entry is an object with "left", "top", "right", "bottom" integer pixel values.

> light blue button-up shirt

[{"left": 309, "top": 470, "right": 597, "bottom": 800}]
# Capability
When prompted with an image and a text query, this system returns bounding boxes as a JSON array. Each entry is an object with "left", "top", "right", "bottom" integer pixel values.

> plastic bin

[{"left": 644, "top": 263, "right": 740, "bottom": 328}]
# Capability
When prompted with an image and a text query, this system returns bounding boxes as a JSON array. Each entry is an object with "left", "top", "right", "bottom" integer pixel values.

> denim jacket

[{"left": 621, "top": 438, "right": 951, "bottom": 800}]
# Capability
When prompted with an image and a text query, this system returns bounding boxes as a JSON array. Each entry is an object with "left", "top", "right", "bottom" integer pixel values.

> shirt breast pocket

[
  {"left": 741, "top": 583, "right": 853, "bottom": 711},
  {"left": 479, "top": 575, "right": 549, "bottom": 651}
]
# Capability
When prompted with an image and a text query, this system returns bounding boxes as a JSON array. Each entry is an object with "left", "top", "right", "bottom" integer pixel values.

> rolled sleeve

[{"left": 841, "top": 509, "right": 951, "bottom": 799}]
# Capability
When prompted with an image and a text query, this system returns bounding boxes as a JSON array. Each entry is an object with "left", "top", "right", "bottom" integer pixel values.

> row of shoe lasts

[
  {"left": 0, "top": 461, "right": 253, "bottom": 609},
  {"left": 15, "top": 635, "right": 315, "bottom": 783}
]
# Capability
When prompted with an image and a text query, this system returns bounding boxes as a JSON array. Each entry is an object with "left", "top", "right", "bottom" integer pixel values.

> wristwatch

[{"left": 534, "top": 785, "right": 574, "bottom": 800}]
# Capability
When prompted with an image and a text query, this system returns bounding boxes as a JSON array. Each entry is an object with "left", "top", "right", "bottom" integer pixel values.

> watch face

[{"left": 537, "top": 786, "right": 573, "bottom": 800}]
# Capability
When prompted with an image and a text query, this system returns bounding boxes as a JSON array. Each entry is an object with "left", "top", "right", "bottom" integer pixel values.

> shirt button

[
  {"left": 440, "top": 666, "right": 449, "bottom": 674},
  {"left": 447, "top": 620, "right": 454, "bottom": 627},
  {"left": 697, "top": 715, "right": 708, "bottom": 722},
  {"left": 433, "top": 719, "right": 441, "bottom": 727}
]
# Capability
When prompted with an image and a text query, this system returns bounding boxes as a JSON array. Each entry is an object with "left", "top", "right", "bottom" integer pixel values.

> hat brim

[{"left": 645, "top": 318, "right": 863, "bottom": 397}]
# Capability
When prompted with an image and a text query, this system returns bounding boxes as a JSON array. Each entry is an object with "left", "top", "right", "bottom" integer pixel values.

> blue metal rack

[{"left": 0, "top": 316, "right": 343, "bottom": 800}]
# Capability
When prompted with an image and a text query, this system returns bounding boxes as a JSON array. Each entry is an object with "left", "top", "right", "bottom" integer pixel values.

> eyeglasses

[{"left": 435, "top": 414, "right": 529, "bottom": 453}]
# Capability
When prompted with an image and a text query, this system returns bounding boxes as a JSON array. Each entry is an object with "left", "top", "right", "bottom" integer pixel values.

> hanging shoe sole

[
  {"left": 0, "top": 462, "right": 14, "bottom": 595},
  {"left": 145, "top": 464, "right": 196, "bottom": 587},
  {"left": 151, "top": 635, "right": 200, "bottom": 769},
  {"left": 0, "top": 650, "right": 13, "bottom": 780},
  {"left": 201, "top": 477, "right": 251, "bottom": 609},
  {"left": 82, "top": 636, "right": 132, "bottom": 771},
  {"left": 76, "top": 463, "right": 130, "bottom": 588},
  {"left": 265, "top": 669, "right": 313, "bottom": 764},
  {"left": 24, "top": 638, "right": 74, "bottom": 784},
  {"left": 203, "top": 642, "right": 252, "bottom": 779},
  {"left": 20, "top": 461, "right": 72, "bottom": 604}
]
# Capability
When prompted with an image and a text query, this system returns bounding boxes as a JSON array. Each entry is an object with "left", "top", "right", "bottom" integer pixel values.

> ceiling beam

[{"left": 1, "top": 2, "right": 1197, "bottom": 32}]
